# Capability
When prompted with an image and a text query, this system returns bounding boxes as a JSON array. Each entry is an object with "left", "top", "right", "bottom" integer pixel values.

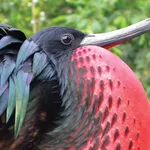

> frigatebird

[{"left": 0, "top": 18, "right": 150, "bottom": 150}]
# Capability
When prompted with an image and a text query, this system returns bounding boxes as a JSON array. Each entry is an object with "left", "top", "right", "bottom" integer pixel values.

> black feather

[{"left": 0, "top": 25, "right": 87, "bottom": 149}]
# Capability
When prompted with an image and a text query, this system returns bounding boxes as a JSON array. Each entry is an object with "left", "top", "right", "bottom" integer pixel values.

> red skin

[{"left": 70, "top": 46, "right": 150, "bottom": 150}]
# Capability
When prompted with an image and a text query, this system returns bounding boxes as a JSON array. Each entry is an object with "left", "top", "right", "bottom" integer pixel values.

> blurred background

[{"left": 0, "top": 0, "right": 150, "bottom": 99}]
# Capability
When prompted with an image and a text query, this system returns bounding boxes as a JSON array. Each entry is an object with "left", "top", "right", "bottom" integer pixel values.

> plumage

[
  {"left": 0, "top": 25, "right": 26, "bottom": 125},
  {"left": 14, "top": 70, "right": 30, "bottom": 138},
  {"left": 32, "top": 52, "right": 49, "bottom": 77},
  {"left": 0, "top": 87, "right": 8, "bottom": 116},
  {"left": 6, "top": 77, "right": 16, "bottom": 122},
  {"left": 0, "top": 36, "right": 22, "bottom": 50},
  {"left": 0, "top": 19, "right": 149, "bottom": 150},
  {"left": 1, "top": 55, "right": 15, "bottom": 87}
]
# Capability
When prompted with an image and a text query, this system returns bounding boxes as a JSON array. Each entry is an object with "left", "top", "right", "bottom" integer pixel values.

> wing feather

[
  {"left": 0, "top": 24, "right": 26, "bottom": 136},
  {"left": 0, "top": 24, "right": 55, "bottom": 139}
]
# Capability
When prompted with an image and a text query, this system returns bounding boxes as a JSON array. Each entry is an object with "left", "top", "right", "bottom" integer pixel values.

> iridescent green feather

[
  {"left": 16, "top": 40, "right": 40, "bottom": 69},
  {"left": 6, "top": 77, "right": 16, "bottom": 122},
  {"left": 14, "top": 70, "right": 31, "bottom": 138},
  {"left": 1, "top": 55, "right": 15, "bottom": 87},
  {"left": 0, "top": 36, "right": 22, "bottom": 50},
  {"left": 32, "top": 52, "right": 48, "bottom": 77}
]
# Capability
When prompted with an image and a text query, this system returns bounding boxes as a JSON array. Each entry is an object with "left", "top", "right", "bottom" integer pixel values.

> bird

[{"left": 0, "top": 18, "right": 150, "bottom": 150}]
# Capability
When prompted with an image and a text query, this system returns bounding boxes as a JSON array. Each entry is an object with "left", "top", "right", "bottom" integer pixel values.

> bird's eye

[{"left": 61, "top": 34, "right": 74, "bottom": 45}]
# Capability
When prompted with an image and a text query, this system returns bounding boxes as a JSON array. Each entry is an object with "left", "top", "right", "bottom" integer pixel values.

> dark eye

[{"left": 61, "top": 34, "right": 74, "bottom": 45}]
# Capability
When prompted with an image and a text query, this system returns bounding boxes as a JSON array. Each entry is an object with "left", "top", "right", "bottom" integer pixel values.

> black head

[{"left": 30, "top": 27, "right": 86, "bottom": 59}]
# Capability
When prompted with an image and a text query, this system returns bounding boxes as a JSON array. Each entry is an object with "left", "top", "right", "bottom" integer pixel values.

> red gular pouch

[{"left": 69, "top": 45, "right": 150, "bottom": 150}]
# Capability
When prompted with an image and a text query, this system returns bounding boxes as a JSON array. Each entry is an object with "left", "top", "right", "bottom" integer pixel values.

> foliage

[{"left": 0, "top": 0, "right": 150, "bottom": 98}]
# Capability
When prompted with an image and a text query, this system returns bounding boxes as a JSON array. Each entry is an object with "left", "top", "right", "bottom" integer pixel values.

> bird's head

[{"left": 11, "top": 19, "right": 150, "bottom": 149}]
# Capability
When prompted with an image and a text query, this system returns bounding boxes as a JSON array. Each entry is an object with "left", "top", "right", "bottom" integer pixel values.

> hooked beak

[{"left": 80, "top": 18, "right": 150, "bottom": 49}]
